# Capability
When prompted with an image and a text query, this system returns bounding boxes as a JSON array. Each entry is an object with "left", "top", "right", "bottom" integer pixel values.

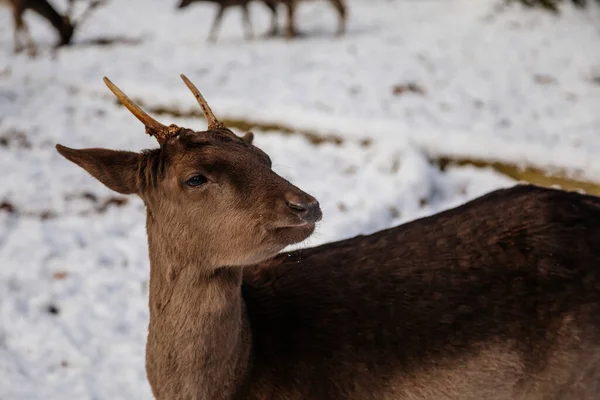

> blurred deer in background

[
  {"left": 281, "top": 0, "right": 346, "bottom": 39},
  {"left": 56, "top": 74, "right": 600, "bottom": 400},
  {"left": 177, "top": 0, "right": 346, "bottom": 42},
  {"left": 177, "top": 0, "right": 279, "bottom": 42},
  {"left": 2, "top": 0, "right": 105, "bottom": 55}
]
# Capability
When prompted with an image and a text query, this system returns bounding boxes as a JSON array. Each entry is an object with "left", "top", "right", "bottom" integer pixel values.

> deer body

[
  {"left": 240, "top": 185, "right": 600, "bottom": 399},
  {"left": 57, "top": 75, "right": 600, "bottom": 399},
  {"left": 146, "top": 184, "right": 600, "bottom": 399},
  {"left": 3, "top": 0, "right": 74, "bottom": 54},
  {"left": 177, "top": 0, "right": 279, "bottom": 42},
  {"left": 177, "top": 0, "right": 346, "bottom": 42}
]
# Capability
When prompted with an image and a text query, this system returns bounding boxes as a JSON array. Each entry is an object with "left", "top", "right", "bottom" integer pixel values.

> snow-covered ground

[{"left": 0, "top": 0, "right": 598, "bottom": 398}]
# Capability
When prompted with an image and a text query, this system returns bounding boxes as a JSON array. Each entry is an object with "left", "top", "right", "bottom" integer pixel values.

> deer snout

[{"left": 285, "top": 192, "right": 322, "bottom": 224}]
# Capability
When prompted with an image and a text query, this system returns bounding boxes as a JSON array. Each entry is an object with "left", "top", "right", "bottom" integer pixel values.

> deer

[
  {"left": 177, "top": 0, "right": 346, "bottom": 42},
  {"left": 177, "top": 0, "right": 279, "bottom": 42},
  {"left": 56, "top": 74, "right": 600, "bottom": 399},
  {"left": 2, "top": 0, "right": 105, "bottom": 55}
]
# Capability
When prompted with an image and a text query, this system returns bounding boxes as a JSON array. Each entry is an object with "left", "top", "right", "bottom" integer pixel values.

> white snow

[{"left": 0, "top": 0, "right": 598, "bottom": 398}]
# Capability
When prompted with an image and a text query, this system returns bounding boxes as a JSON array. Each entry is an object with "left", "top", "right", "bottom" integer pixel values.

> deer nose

[{"left": 285, "top": 193, "right": 322, "bottom": 223}]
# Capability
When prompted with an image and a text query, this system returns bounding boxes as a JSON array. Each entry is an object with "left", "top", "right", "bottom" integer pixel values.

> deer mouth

[
  {"left": 271, "top": 222, "right": 316, "bottom": 245},
  {"left": 267, "top": 193, "right": 321, "bottom": 245}
]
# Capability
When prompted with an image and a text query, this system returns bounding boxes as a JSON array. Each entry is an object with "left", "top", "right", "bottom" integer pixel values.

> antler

[
  {"left": 103, "top": 77, "right": 180, "bottom": 144},
  {"left": 180, "top": 74, "right": 225, "bottom": 130}
]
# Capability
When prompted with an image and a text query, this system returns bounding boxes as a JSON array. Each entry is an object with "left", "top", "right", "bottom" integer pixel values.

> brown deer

[
  {"left": 177, "top": 0, "right": 279, "bottom": 42},
  {"left": 56, "top": 74, "right": 600, "bottom": 400},
  {"left": 279, "top": 0, "right": 347, "bottom": 39},
  {"left": 3, "top": 0, "right": 104, "bottom": 55},
  {"left": 177, "top": 0, "right": 346, "bottom": 42}
]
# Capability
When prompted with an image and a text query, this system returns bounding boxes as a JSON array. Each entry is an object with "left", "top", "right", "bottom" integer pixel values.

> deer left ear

[
  {"left": 242, "top": 131, "right": 254, "bottom": 145},
  {"left": 56, "top": 144, "right": 140, "bottom": 195}
]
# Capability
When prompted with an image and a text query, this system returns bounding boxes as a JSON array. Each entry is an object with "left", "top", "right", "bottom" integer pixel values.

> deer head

[{"left": 56, "top": 75, "right": 321, "bottom": 268}]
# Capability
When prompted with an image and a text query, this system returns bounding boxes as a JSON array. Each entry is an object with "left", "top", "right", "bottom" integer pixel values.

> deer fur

[
  {"left": 177, "top": 0, "right": 346, "bottom": 42},
  {"left": 57, "top": 75, "right": 600, "bottom": 400}
]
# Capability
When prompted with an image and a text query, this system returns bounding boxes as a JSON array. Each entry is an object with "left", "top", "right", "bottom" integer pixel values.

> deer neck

[{"left": 144, "top": 214, "right": 251, "bottom": 400}]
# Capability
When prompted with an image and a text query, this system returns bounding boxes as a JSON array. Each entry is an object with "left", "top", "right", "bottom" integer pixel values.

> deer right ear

[
  {"left": 242, "top": 131, "right": 254, "bottom": 145},
  {"left": 56, "top": 144, "right": 140, "bottom": 195}
]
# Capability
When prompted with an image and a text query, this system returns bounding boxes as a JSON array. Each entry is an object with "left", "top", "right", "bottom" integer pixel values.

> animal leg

[
  {"left": 328, "top": 0, "right": 346, "bottom": 36},
  {"left": 241, "top": 3, "right": 253, "bottom": 40},
  {"left": 285, "top": 1, "right": 297, "bottom": 39},
  {"left": 12, "top": 8, "right": 24, "bottom": 54},
  {"left": 208, "top": 5, "right": 226, "bottom": 43},
  {"left": 263, "top": 1, "right": 278, "bottom": 36},
  {"left": 12, "top": 8, "right": 37, "bottom": 56}
]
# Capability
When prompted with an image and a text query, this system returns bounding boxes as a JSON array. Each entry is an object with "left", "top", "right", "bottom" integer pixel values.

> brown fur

[
  {"left": 57, "top": 78, "right": 600, "bottom": 399},
  {"left": 242, "top": 185, "right": 600, "bottom": 399},
  {"left": 177, "top": 0, "right": 346, "bottom": 42}
]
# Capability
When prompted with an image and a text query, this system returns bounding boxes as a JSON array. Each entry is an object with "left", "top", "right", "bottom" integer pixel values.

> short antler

[
  {"left": 103, "top": 77, "right": 180, "bottom": 144},
  {"left": 180, "top": 74, "right": 225, "bottom": 130}
]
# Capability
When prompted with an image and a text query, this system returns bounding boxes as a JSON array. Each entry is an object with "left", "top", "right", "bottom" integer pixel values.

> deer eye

[{"left": 185, "top": 175, "right": 208, "bottom": 187}]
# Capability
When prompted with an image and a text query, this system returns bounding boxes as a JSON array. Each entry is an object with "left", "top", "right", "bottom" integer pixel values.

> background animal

[
  {"left": 177, "top": 0, "right": 346, "bottom": 41},
  {"left": 2, "top": 0, "right": 74, "bottom": 54},
  {"left": 2, "top": 0, "right": 105, "bottom": 54},
  {"left": 56, "top": 75, "right": 600, "bottom": 400},
  {"left": 280, "top": 0, "right": 346, "bottom": 38},
  {"left": 177, "top": 0, "right": 279, "bottom": 42}
]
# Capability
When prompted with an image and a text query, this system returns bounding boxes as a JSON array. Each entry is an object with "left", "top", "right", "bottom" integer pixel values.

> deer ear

[
  {"left": 242, "top": 131, "right": 254, "bottom": 145},
  {"left": 56, "top": 144, "right": 140, "bottom": 195}
]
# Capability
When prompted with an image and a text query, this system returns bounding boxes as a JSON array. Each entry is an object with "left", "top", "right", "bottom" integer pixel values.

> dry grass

[
  {"left": 438, "top": 157, "right": 600, "bottom": 196},
  {"left": 135, "top": 102, "right": 600, "bottom": 196}
]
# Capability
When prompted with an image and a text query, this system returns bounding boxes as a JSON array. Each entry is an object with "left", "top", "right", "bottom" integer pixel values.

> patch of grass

[
  {"left": 438, "top": 157, "right": 600, "bottom": 196},
  {"left": 507, "top": 0, "right": 589, "bottom": 13},
  {"left": 0, "top": 130, "right": 32, "bottom": 149},
  {"left": 137, "top": 102, "right": 600, "bottom": 196},
  {"left": 391, "top": 82, "right": 426, "bottom": 97},
  {"left": 147, "top": 105, "right": 350, "bottom": 146},
  {"left": 0, "top": 193, "right": 129, "bottom": 220}
]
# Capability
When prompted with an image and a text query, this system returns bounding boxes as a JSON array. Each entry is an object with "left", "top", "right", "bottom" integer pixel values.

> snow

[{"left": 0, "top": 0, "right": 598, "bottom": 398}]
